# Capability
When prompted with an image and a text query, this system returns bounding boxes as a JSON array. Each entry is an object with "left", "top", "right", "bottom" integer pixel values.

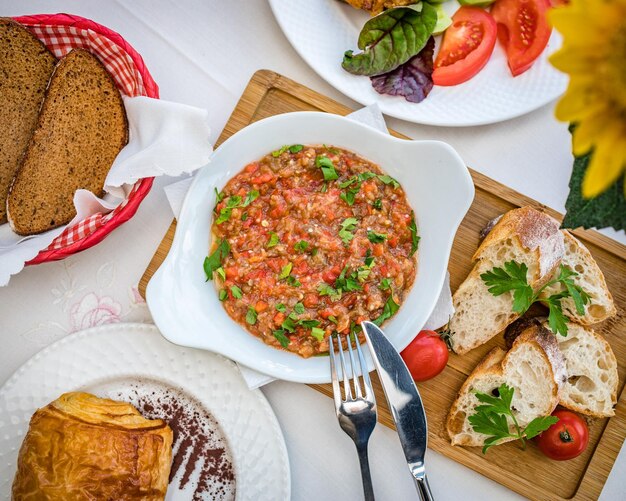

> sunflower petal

[
  {"left": 582, "top": 128, "right": 626, "bottom": 198},
  {"left": 555, "top": 84, "right": 606, "bottom": 122},
  {"left": 572, "top": 112, "right": 612, "bottom": 156}
]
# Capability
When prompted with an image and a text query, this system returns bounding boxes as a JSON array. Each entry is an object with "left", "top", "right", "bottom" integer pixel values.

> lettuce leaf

[
  {"left": 342, "top": 4, "right": 437, "bottom": 76},
  {"left": 370, "top": 37, "right": 434, "bottom": 103}
]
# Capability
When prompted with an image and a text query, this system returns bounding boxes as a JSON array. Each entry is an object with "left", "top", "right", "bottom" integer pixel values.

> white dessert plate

[
  {"left": 0, "top": 323, "right": 290, "bottom": 501},
  {"left": 268, "top": 0, "right": 567, "bottom": 126},
  {"left": 147, "top": 111, "right": 474, "bottom": 383}
]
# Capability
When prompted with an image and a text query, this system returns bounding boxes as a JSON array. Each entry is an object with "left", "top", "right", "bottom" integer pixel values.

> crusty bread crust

[
  {"left": 447, "top": 323, "right": 565, "bottom": 448},
  {"left": 7, "top": 48, "right": 128, "bottom": 235}
]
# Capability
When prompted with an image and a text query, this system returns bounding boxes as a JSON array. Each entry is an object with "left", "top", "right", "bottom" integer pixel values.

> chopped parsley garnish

[
  {"left": 367, "top": 231, "right": 387, "bottom": 243},
  {"left": 409, "top": 211, "right": 419, "bottom": 256},
  {"left": 246, "top": 307, "right": 257, "bottom": 325},
  {"left": 480, "top": 262, "right": 591, "bottom": 336},
  {"left": 273, "top": 330, "right": 290, "bottom": 348},
  {"left": 373, "top": 295, "right": 399, "bottom": 326},
  {"left": 267, "top": 232, "right": 280, "bottom": 248},
  {"left": 316, "top": 155, "right": 339, "bottom": 181},
  {"left": 215, "top": 190, "right": 259, "bottom": 224},
  {"left": 203, "top": 238, "right": 230, "bottom": 280},
  {"left": 311, "top": 327, "right": 325, "bottom": 342},
  {"left": 299, "top": 319, "right": 320, "bottom": 328},
  {"left": 324, "top": 144, "right": 341, "bottom": 154},
  {"left": 219, "top": 289, "right": 227, "bottom": 301},
  {"left": 214, "top": 188, "right": 225, "bottom": 210},
  {"left": 318, "top": 283, "right": 342, "bottom": 301},
  {"left": 215, "top": 267, "right": 226, "bottom": 281},
  {"left": 293, "top": 302, "right": 305, "bottom": 314},
  {"left": 335, "top": 266, "right": 363, "bottom": 292},
  {"left": 272, "top": 144, "right": 304, "bottom": 157},
  {"left": 469, "top": 383, "right": 559, "bottom": 454},
  {"left": 311, "top": 247, "right": 319, "bottom": 257},
  {"left": 278, "top": 262, "right": 293, "bottom": 280},
  {"left": 276, "top": 303, "right": 287, "bottom": 313},
  {"left": 320, "top": 182, "right": 328, "bottom": 193},
  {"left": 340, "top": 187, "right": 359, "bottom": 206},
  {"left": 377, "top": 174, "right": 400, "bottom": 188},
  {"left": 241, "top": 212, "right": 248, "bottom": 221},
  {"left": 328, "top": 315, "right": 338, "bottom": 324},
  {"left": 339, "top": 217, "right": 358, "bottom": 245},
  {"left": 230, "top": 285, "right": 243, "bottom": 299},
  {"left": 373, "top": 198, "right": 383, "bottom": 210},
  {"left": 379, "top": 278, "right": 392, "bottom": 290},
  {"left": 364, "top": 250, "right": 375, "bottom": 267},
  {"left": 286, "top": 276, "right": 302, "bottom": 287},
  {"left": 294, "top": 240, "right": 309, "bottom": 253}
]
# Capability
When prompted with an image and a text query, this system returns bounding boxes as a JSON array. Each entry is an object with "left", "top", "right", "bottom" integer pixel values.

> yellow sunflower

[{"left": 549, "top": 0, "right": 626, "bottom": 198}]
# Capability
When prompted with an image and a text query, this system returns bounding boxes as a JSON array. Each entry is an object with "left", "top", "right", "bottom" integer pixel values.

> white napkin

[
  {"left": 164, "top": 104, "right": 454, "bottom": 389},
  {"left": 0, "top": 96, "right": 212, "bottom": 287}
]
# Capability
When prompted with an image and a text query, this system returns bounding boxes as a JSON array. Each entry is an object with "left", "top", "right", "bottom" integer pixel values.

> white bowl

[{"left": 147, "top": 112, "right": 474, "bottom": 383}]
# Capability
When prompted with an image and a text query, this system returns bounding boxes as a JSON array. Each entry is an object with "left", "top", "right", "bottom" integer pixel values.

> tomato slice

[
  {"left": 491, "top": 0, "right": 552, "bottom": 76},
  {"left": 433, "top": 7, "right": 497, "bottom": 86}
]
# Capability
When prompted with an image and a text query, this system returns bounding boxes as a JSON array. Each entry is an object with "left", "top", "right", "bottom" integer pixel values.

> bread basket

[{"left": 11, "top": 13, "right": 158, "bottom": 265}]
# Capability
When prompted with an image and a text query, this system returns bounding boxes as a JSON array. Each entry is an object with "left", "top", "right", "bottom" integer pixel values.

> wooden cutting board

[{"left": 139, "top": 70, "right": 626, "bottom": 501}]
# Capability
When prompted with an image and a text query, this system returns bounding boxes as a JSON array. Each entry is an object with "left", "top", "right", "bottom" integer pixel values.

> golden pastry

[{"left": 12, "top": 392, "right": 173, "bottom": 500}]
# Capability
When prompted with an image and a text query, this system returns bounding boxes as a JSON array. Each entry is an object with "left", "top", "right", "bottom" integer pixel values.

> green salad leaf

[{"left": 342, "top": 4, "right": 437, "bottom": 77}]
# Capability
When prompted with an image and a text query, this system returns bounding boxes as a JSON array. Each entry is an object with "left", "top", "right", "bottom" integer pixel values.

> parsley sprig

[
  {"left": 203, "top": 239, "right": 230, "bottom": 280},
  {"left": 339, "top": 217, "right": 358, "bottom": 245},
  {"left": 316, "top": 155, "right": 339, "bottom": 181},
  {"left": 272, "top": 144, "right": 303, "bottom": 157},
  {"left": 215, "top": 190, "right": 259, "bottom": 224},
  {"left": 469, "top": 384, "right": 558, "bottom": 454},
  {"left": 480, "top": 262, "right": 591, "bottom": 336}
]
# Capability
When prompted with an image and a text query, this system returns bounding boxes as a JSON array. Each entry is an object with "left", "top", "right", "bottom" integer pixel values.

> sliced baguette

[
  {"left": 7, "top": 48, "right": 128, "bottom": 235},
  {"left": 0, "top": 19, "right": 56, "bottom": 224},
  {"left": 447, "top": 323, "right": 566, "bottom": 447},
  {"left": 449, "top": 207, "right": 565, "bottom": 354},
  {"left": 540, "top": 231, "right": 616, "bottom": 325}
]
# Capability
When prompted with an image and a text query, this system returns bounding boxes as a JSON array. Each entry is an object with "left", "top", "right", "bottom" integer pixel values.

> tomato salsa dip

[{"left": 204, "top": 145, "right": 418, "bottom": 358}]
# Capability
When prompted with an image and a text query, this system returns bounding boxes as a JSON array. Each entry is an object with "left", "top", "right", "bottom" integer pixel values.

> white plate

[
  {"left": 147, "top": 111, "right": 474, "bottom": 383},
  {"left": 268, "top": 0, "right": 567, "bottom": 126},
  {"left": 0, "top": 323, "right": 290, "bottom": 501}
]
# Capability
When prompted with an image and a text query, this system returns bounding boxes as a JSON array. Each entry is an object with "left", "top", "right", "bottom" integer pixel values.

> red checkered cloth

[{"left": 12, "top": 13, "right": 159, "bottom": 265}]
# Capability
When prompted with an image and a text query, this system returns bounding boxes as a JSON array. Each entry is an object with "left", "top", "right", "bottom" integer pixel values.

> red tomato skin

[
  {"left": 535, "top": 409, "right": 589, "bottom": 461},
  {"left": 433, "top": 7, "right": 497, "bottom": 86},
  {"left": 491, "top": 0, "right": 552, "bottom": 76},
  {"left": 400, "top": 330, "right": 449, "bottom": 382}
]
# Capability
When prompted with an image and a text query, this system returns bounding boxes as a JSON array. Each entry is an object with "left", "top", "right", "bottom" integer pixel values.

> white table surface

[{"left": 0, "top": 1, "right": 624, "bottom": 499}]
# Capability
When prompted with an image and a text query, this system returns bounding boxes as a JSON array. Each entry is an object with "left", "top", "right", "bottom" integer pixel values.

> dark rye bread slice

[
  {"left": 7, "top": 48, "right": 128, "bottom": 235},
  {"left": 0, "top": 19, "right": 56, "bottom": 224}
]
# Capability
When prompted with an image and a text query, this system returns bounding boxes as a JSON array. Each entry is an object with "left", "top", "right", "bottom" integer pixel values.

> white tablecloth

[{"left": 0, "top": 1, "right": 623, "bottom": 499}]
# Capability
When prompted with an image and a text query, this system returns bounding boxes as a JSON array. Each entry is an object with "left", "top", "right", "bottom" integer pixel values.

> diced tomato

[
  {"left": 293, "top": 259, "right": 311, "bottom": 275},
  {"left": 322, "top": 265, "right": 342, "bottom": 284},
  {"left": 265, "top": 257, "right": 286, "bottom": 273},
  {"left": 388, "top": 235, "right": 399, "bottom": 248},
  {"left": 319, "top": 308, "right": 336, "bottom": 319},
  {"left": 433, "top": 7, "right": 497, "bottom": 86},
  {"left": 225, "top": 266, "right": 239, "bottom": 279},
  {"left": 250, "top": 172, "right": 274, "bottom": 184},
  {"left": 362, "top": 181, "right": 377, "bottom": 195},
  {"left": 244, "top": 162, "right": 259, "bottom": 173},
  {"left": 273, "top": 312, "right": 285, "bottom": 326},
  {"left": 343, "top": 156, "right": 354, "bottom": 167},
  {"left": 491, "top": 0, "right": 552, "bottom": 76},
  {"left": 303, "top": 294, "right": 319, "bottom": 308},
  {"left": 373, "top": 244, "right": 384, "bottom": 257},
  {"left": 255, "top": 301, "right": 268, "bottom": 313}
]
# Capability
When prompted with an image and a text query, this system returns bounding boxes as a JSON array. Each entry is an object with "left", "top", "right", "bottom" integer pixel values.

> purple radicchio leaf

[{"left": 370, "top": 36, "right": 434, "bottom": 103}]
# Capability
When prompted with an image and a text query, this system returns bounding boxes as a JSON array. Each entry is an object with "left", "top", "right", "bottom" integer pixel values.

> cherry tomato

[
  {"left": 433, "top": 7, "right": 497, "bottom": 86},
  {"left": 491, "top": 0, "right": 552, "bottom": 76},
  {"left": 535, "top": 409, "right": 589, "bottom": 460},
  {"left": 401, "top": 330, "right": 449, "bottom": 382}
]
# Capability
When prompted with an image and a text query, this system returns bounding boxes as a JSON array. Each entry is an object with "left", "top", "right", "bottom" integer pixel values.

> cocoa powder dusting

[{"left": 124, "top": 387, "right": 235, "bottom": 500}]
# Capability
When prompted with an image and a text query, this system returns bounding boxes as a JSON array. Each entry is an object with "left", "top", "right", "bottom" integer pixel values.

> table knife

[{"left": 361, "top": 321, "right": 434, "bottom": 501}]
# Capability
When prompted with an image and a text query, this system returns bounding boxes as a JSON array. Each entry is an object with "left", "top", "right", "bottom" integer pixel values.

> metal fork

[{"left": 329, "top": 333, "right": 377, "bottom": 501}]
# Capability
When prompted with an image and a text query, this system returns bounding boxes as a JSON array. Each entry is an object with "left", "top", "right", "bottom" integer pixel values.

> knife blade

[{"left": 361, "top": 321, "right": 434, "bottom": 501}]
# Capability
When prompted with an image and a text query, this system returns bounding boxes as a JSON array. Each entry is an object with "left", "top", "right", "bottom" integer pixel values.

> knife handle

[{"left": 414, "top": 473, "right": 434, "bottom": 501}]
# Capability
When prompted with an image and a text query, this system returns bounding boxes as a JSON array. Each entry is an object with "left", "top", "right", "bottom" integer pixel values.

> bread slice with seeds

[
  {"left": 448, "top": 207, "right": 565, "bottom": 354},
  {"left": 0, "top": 19, "right": 56, "bottom": 224},
  {"left": 447, "top": 322, "right": 566, "bottom": 447},
  {"left": 7, "top": 48, "right": 128, "bottom": 235}
]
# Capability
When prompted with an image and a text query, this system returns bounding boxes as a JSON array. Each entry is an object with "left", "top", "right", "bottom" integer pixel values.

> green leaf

[
  {"left": 557, "top": 265, "right": 591, "bottom": 315},
  {"left": 272, "top": 145, "right": 289, "bottom": 157},
  {"left": 546, "top": 296, "right": 569, "bottom": 336},
  {"left": 480, "top": 261, "right": 533, "bottom": 314},
  {"left": 267, "top": 232, "right": 280, "bottom": 248},
  {"left": 562, "top": 147, "right": 626, "bottom": 231},
  {"left": 246, "top": 307, "right": 257, "bottom": 325},
  {"left": 373, "top": 295, "right": 399, "bottom": 326},
  {"left": 380, "top": 278, "right": 392, "bottom": 290},
  {"left": 299, "top": 319, "right": 320, "bottom": 328},
  {"left": 378, "top": 174, "right": 400, "bottom": 188},
  {"left": 273, "top": 329, "right": 290, "bottom": 348},
  {"left": 243, "top": 190, "right": 259, "bottom": 207},
  {"left": 318, "top": 283, "right": 342, "bottom": 301},
  {"left": 367, "top": 231, "right": 387, "bottom": 243},
  {"left": 339, "top": 217, "right": 359, "bottom": 245},
  {"left": 289, "top": 144, "right": 304, "bottom": 153},
  {"left": 218, "top": 289, "right": 227, "bottom": 301},
  {"left": 293, "top": 302, "right": 305, "bottom": 315},
  {"left": 373, "top": 198, "right": 383, "bottom": 210},
  {"left": 281, "top": 317, "right": 297, "bottom": 333},
  {"left": 315, "top": 155, "right": 339, "bottom": 181},
  {"left": 523, "top": 416, "right": 559, "bottom": 440},
  {"left": 241, "top": 212, "right": 248, "bottom": 221},
  {"left": 230, "top": 285, "right": 243, "bottom": 299},
  {"left": 204, "top": 239, "right": 230, "bottom": 280},
  {"left": 279, "top": 262, "right": 293, "bottom": 280},
  {"left": 340, "top": 186, "right": 360, "bottom": 206},
  {"left": 408, "top": 211, "right": 419, "bottom": 256},
  {"left": 311, "top": 327, "right": 325, "bottom": 342},
  {"left": 215, "top": 267, "right": 226, "bottom": 281},
  {"left": 286, "top": 276, "right": 302, "bottom": 287},
  {"left": 468, "top": 408, "right": 512, "bottom": 438},
  {"left": 276, "top": 303, "right": 287, "bottom": 313},
  {"left": 294, "top": 240, "right": 309, "bottom": 253},
  {"left": 342, "top": 4, "right": 438, "bottom": 76}
]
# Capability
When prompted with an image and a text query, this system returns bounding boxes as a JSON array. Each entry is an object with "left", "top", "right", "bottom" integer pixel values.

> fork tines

[{"left": 329, "top": 333, "right": 374, "bottom": 406}]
